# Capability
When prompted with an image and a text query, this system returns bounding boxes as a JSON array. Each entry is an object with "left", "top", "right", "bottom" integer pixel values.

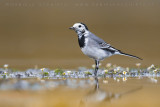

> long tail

[{"left": 118, "top": 51, "right": 143, "bottom": 60}]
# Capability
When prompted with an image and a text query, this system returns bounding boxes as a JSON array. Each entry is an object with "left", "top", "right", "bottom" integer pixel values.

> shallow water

[
  {"left": 0, "top": 0, "right": 160, "bottom": 69},
  {"left": 0, "top": 0, "right": 160, "bottom": 106},
  {"left": 0, "top": 77, "right": 159, "bottom": 107},
  {"left": 0, "top": 64, "right": 159, "bottom": 106}
]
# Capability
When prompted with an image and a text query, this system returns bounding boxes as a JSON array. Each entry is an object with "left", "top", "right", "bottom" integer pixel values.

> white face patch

[{"left": 72, "top": 23, "right": 87, "bottom": 33}]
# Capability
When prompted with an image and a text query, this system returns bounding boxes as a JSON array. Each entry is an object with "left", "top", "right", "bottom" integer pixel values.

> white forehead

[{"left": 73, "top": 23, "right": 83, "bottom": 27}]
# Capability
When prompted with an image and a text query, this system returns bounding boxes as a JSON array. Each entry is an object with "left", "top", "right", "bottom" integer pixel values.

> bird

[{"left": 69, "top": 23, "right": 142, "bottom": 76}]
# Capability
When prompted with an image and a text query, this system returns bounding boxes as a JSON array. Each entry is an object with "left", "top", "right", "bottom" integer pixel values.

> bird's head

[{"left": 69, "top": 23, "right": 89, "bottom": 34}]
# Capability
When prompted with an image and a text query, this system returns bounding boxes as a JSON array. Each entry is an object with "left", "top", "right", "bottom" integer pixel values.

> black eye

[{"left": 78, "top": 25, "right": 81, "bottom": 28}]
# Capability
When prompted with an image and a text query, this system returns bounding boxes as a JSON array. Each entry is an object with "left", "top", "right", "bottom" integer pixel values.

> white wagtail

[{"left": 69, "top": 23, "right": 142, "bottom": 76}]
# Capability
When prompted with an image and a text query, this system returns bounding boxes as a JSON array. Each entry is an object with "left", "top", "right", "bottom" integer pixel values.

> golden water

[{"left": 0, "top": 78, "right": 159, "bottom": 107}]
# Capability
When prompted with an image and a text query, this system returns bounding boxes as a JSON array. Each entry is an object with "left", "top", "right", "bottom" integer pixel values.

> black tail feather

[{"left": 120, "top": 52, "right": 143, "bottom": 60}]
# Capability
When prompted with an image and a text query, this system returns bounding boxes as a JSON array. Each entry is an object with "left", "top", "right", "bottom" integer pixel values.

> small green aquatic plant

[
  {"left": 2, "top": 71, "right": 7, "bottom": 79},
  {"left": 43, "top": 72, "right": 49, "bottom": 76},
  {"left": 54, "top": 69, "right": 64, "bottom": 75},
  {"left": 62, "top": 72, "right": 66, "bottom": 76},
  {"left": 40, "top": 68, "right": 49, "bottom": 78},
  {"left": 84, "top": 71, "right": 92, "bottom": 76},
  {"left": 104, "top": 69, "right": 108, "bottom": 74}
]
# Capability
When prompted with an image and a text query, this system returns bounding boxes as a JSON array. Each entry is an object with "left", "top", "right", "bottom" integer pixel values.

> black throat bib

[{"left": 78, "top": 35, "right": 85, "bottom": 48}]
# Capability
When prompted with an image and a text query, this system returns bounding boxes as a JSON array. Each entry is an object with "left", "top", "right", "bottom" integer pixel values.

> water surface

[{"left": 0, "top": 77, "right": 159, "bottom": 107}]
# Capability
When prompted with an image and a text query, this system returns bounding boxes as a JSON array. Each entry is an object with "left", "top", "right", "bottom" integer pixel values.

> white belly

[{"left": 81, "top": 46, "right": 111, "bottom": 60}]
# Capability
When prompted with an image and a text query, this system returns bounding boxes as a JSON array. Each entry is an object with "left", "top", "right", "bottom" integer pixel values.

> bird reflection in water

[{"left": 79, "top": 77, "right": 142, "bottom": 107}]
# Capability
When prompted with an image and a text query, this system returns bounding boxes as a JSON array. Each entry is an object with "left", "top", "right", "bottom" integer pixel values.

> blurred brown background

[{"left": 0, "top": 0, "right": 159, "bottom": 69}]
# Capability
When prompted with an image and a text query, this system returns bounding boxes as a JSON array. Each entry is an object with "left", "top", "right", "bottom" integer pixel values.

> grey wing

[
  {"left": 100, "top": 42, "right": 120, "bottom": 54},
  {"left": 89, "top": 32, "right": 120, "bottom": 53}
]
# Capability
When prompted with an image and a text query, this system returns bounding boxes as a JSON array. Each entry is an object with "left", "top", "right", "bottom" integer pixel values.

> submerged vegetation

[
  {"left": 0, "top": 63, "right": 159, "bottom": 80},
  {"left": 54, "top": 69, "right": 64, "bottom": 75},
  {"left": 0, "top": 63, "right": 159, "bottom": 94}
]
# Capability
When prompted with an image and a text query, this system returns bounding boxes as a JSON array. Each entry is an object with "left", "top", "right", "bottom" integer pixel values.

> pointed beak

[{"left": 69, "top": 27, "right": 74, "bottom": 30}]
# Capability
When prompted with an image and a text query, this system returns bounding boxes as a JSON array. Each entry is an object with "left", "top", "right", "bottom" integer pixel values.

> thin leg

[
  {"left": 94, "top": 77, "right": 99, "bottom": 90},
  {"left": 94, "top": 60, "right": 99, "bottom": 77}
]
